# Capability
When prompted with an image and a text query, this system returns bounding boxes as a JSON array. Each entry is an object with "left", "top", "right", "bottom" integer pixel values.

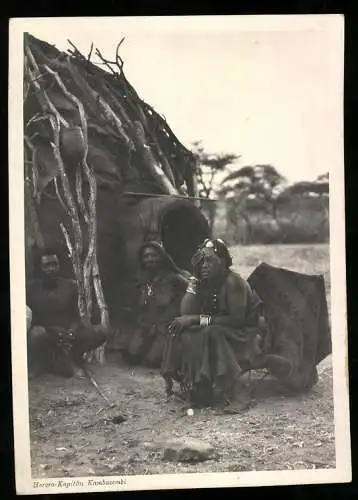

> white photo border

[{"left": 9, "top": 14, "right": 351, "bottom": 495}]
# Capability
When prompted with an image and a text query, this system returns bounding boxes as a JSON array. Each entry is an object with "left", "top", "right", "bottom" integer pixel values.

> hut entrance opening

[{"left": 161, "top": 204, "right": 210, "bottom": 271}]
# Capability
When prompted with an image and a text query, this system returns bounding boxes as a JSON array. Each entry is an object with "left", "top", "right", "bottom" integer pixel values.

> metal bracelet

[
  {"left": 186, "top": 277, "right": 198, "bottom": 295},
  {"left": 186, "top": 284, "right": 197, "bottom": 295},
  {"left": 200, "top": 315, "right": 210, "bottom": 327}
]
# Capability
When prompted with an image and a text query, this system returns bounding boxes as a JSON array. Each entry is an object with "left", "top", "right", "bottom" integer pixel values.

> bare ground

[{"left": 29, "top": 244, "right": 335, "bottom": 477}]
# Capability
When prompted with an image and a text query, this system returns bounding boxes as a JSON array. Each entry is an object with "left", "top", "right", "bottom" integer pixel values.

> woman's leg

[
  {"left": 144, "top": 327, "right": 167, "bottom": 368},
  {"left": 208, "top": 326, "right": 257, "bottom": 407},
  {"left": 161, "top": 327, "right": 219, "bottom": 406},
  {"left": 181, "top": 328, "right": 215, "bottom": 407}
]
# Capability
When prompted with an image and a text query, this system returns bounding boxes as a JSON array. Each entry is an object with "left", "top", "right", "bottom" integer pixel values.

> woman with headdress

[
  {"left": 161, "top": 238, "right": 331, "bottom": 409},
  {"left": 161, "top": 238, "right": 268, "bottom": 407},
  {"left": 119, "top": 240, "right": 190, "bottom": 368}
]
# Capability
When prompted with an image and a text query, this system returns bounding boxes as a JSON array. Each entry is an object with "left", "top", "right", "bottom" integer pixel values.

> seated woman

[
  {"left": 162, "top": 238, "right": 331, "bottom": 409},
  {"left": 119, "top": 241, "right": 190, "bottom": 368},
  {"left": 161, "top": 239, "right": 268, "bottom": 407}
]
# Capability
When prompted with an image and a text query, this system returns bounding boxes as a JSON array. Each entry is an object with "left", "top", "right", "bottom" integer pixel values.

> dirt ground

[{"left": 29, "top": 244, "right": 335, "bottom": 477}]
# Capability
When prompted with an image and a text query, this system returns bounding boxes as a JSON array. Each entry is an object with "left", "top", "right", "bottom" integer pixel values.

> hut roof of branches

[{"left": 23, "top": 33, "right": 197, "bottom": 200}]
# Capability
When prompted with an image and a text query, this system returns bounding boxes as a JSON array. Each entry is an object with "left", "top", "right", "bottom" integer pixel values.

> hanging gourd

[{"left": 60, "top": 126, "right": 86, "bottom": 166}]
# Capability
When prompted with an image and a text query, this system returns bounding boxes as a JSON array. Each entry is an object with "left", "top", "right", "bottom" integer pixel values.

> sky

[{"left": 23, "top": 16, "right": 344, "bottom": 185}]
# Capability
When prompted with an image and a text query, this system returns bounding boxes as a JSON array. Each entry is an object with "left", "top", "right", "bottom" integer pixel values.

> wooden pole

[
  {"left": 122, "top": 191, "right": 217, "bottom": 202},
  {"left": 49, "top": 115, "right": 87, "bottom": 319}
]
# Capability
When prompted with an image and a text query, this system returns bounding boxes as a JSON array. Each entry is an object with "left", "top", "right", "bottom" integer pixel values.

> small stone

[
  {"left": 106, "top": 463, "right": 119, "bottom": 472},
  {"left": 187, "top": 409, "right": 194, "bottom": 416},
  {"left": 150, "top": 437, "right": 215, "bottom": 463}
]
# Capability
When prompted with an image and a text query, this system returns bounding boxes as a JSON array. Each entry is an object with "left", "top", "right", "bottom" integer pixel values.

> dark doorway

[{"left": 161, "top": 204, "right": 210, "bottom": 271}]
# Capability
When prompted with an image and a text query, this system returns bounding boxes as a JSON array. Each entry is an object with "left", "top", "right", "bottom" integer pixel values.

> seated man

[
  {"left": 26, "top": 250, "right": 108, "bottom": 378},
  {"left": 118, "top": 241, "right": 189, "bottom": 368}
]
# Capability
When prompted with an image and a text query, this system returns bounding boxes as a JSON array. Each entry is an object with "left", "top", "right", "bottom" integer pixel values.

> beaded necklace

[
  {"left": 200, "top": 271, "right": 228, "bottom": 315},
  {"left": 143, "top": 283, "right": 154, "bottom": 305},
  {"left": 201, "top": 289, "right": 219, "bottom": 315}
]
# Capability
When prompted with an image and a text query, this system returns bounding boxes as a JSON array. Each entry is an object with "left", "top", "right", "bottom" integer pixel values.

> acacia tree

[
  {"left": 218, "top": 165, "right": 286, "bottom": 243},
  {"left": 278, "top": 178, "right": 329, "bottom": 199},
  {"left": 191, "top": 140, "right": 240, "bottom": 231},
  {"left": 275, "top": 173, "right": 329, "bottom": 242}
]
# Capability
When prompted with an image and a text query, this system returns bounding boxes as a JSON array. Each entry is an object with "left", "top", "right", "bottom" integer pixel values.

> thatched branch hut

[{"left": 23, "top": 33, "right": 210, "bottom": 327}]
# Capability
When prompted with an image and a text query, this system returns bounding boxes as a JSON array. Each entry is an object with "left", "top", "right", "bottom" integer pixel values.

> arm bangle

[
  {"left": 186, "top": 277, "right": 199, "bottom": 295},
  {"left": 186, "top": 284, "right": 197, "bottom": 295},
  {"left": 200, "top": 315, "right": 210, "bottom": 327}
]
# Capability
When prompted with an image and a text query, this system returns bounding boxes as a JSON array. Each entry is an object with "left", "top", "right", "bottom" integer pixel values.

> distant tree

[
  {"left": 192, "top": 140, "right": 240, "bottom": 231},
  {"left": 277, "top": 174, "right": 329, "bottom": 200},
  {"left": 220, "top": 164, "right": 285, "bottom": 201},
  {"left": 218, "top": 164, "right": 286, "bottom": 243},
  {"left": 316, "top": 172, "right": 329, "bottom": 183},
  {"left": 275, "top": 173, "right": 329, "bottom": 243},
  {"left": 192, "top": 141, "right": 240, "bottom": 199}
]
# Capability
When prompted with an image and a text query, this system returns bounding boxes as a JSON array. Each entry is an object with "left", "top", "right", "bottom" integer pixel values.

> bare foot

[{"left": 222, "top": 398, "right": 251, "bottom": 414}]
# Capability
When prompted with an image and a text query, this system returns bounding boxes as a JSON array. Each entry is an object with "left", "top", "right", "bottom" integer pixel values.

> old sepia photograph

[{"left": 9, "top": 15, "right": 350, "bottom": 495}]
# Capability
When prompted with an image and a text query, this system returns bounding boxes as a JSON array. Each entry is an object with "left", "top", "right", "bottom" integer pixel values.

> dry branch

[
  {"left": 81, "top": 158, "right": 97, "bottom": 318},
  {"left": 132, "top": 121, "right": 178, "bottom": 195},
  {"left": 67, "top": 40, "right": 87, "bottom": 62},
  {"left": 61, "top": 58, "right": 134, "bottom": 150},
  {"left": 92, "top": 254, "right": 109, "bottom": 328},
  {"left": 87, "top": 42, "right": 94, "bottom": 62},
  {"left": 93, "top": 48, "right": 177, "bottom": 188},
  {"left": 75, "top": 168, "right": 89, "bottom": 223},
  {"left": 25, "top": 181, "right": 45, "bottom": 249},
  {"left": 82, "top": 364, "right": 115, "bottom": 407},
  {"left": 24, "top": 146, "right": 45, "bottom": 249},
  {"left": 96, "top": 94, "right": 134, "bottom": 150},
  {"left": 60, "top": 222, "right": 74, "bottom": 258},
  {"left": 95, "top": 48, "right": 118, "bottom": 76},
  {"left": 63, "top": 61, "right": 108, "bottom": 123},
  {"left": 44, "top": 64, "right": 95, "bottom": 317},
  {"left": 115, "top": 38, "right": 125, "bottom": 68},
  {"left": 26, "top": 47, "right": 68, "bottom": 128},
  {"left": 49, "top": 115, "right": 86, "bottom": 318},
  {"left": 24, "top": 136, "right": 39, "bottom": 199},
  {"left": 44, "top": 61, "right": 110, "bottom": 341},
  {"left": 54, "top": 177, "right": 69, "bottom": 214}
]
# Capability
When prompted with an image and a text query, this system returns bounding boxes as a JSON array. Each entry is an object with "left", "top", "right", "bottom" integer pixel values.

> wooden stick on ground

[{"left": 81, "top": 364, "right": 115, "bottom": 408}]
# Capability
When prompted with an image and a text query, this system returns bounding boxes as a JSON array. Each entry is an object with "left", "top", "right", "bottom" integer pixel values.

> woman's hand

[{"left": 169, "top": 316, "right": 197, "bottom": 337}]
